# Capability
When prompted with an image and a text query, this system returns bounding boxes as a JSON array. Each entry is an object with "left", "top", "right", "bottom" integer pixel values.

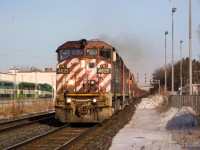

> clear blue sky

[{"left": 0, "top": 0, "right": 199, "bottom": 82}]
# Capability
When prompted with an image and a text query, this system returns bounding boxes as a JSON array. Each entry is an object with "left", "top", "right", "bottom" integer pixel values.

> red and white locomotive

[{"left": 55, "top": 39, "right": 140, "bottom": 123}]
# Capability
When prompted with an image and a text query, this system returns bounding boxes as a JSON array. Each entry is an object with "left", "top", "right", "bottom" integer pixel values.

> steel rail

[
  {"left": 0, "top": 111, "right": 55, "bottom": 125},
  {"left": 57, "top": 124, "right": 98, "bottom": 150},
  {"left": 5, "top": 124, "right": 97, "bottom": 150},
  {"left": 0, "top": 112, "right": 55, "bottom": 133},
  {"left": 0, "top": 116, "right": 55, "bottom": 134}
]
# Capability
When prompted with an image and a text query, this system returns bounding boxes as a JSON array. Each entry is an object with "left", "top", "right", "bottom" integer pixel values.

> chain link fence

[{"left": 168, "top": 95, "right": 200, "bottom": 115}]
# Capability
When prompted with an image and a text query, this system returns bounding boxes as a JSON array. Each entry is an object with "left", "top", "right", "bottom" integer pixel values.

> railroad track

[
  {"left": 6, "top": 123, "right": 98, "bottom": 150},
  {"left": 0, "top": 112, "right": 55, "bottom": 133}
]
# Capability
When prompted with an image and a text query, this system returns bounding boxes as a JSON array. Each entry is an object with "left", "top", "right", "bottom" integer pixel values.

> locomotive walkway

[{"left": 110, "top": 97, "right": 183, "bottom": 150}]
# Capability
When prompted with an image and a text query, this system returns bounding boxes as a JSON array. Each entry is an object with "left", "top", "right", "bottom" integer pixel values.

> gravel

[
  {"left": 0, "top": 98, "right": 141, "bottom": 150},
  {"left": 0, "top": 119, "right": 60, "bottom": 149},
  {"left": 70, "top": 98, "right": 142, "bottom": 150}
]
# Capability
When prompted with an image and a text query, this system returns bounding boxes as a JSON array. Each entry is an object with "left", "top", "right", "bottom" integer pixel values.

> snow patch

[
  {"left": 137, "top": 95, "right": 164, "bottom": 109},
  {"left": 160, "top": 106, "right": 198, "bottom": 130}
]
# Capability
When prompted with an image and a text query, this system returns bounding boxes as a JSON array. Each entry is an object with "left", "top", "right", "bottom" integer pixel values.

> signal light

[
  {"left": 145, "top": 74, "right": 147, "bottom": 83},
  {"left": 152, "top": 74, "right": 155, "bottom": 82}
]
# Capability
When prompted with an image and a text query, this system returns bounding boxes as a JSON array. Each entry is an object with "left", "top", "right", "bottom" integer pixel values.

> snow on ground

[
  {"left": 109, "top": 95, "right": 200, "bottom": 150},
  {"left": 137, "top": 95, "right": 164, "bottom": 109},
  {"left": 160, "top": 106, "right": 198, "bottom": 130}
]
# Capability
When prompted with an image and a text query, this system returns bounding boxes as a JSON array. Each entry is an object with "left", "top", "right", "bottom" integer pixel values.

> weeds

[{"left": 0, "top": 99, "right": 54, "bottom": 119}]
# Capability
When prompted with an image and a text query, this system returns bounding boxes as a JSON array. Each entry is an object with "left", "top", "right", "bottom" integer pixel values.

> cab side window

[{"left": 100, "top": 49, "right": 111, "bottom": 61}]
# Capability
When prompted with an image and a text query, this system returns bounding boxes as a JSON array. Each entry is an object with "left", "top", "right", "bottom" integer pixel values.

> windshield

[
  {"left": 86, "top": 48, "right": 98, "bottom": 56},
  {"left": 72, "top": 49, "right": 83, "bottom": 56},
  {"left": 60, "top": 49, "right": 70, "bottom": 60},
  {"left": 100, "top": 49, "right": 111, "bottom": 61}
]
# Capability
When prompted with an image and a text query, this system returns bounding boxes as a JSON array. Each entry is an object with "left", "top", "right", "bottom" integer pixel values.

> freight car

[
  {"left": 55, "top": 39, "right": 144, "bottom": 123},
  {"left": 0, "top": 80, "right": 53, "bottom": 100}
]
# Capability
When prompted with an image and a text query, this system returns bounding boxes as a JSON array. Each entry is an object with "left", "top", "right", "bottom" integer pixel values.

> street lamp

[
  {"left": 180, "top": 40, "right": 183, "bottom": 95},
  {"left": 189, "top": 0, "right": 192, "bottom": 95},
  {"left": 171, "top": 7, "right": 176, "bottom": 94},
  {"left": 165, "top": 31, "right": 168, "bottom": 94}
]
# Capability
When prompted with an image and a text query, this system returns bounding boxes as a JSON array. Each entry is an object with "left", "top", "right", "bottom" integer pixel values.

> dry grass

[
  {"left": 0, "top": 99, "right": 54, "bottom": 119},
  {"left": 156, "top": 95, "right": 170, "bottom": 114},
  {"left": 156, "top": 94, "right": 200, "bottom": 148},
  {"left": 171, "top": 130, "right": 200, "bottom": 148}
]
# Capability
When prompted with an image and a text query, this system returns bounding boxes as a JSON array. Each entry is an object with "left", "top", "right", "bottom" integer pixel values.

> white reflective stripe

[
  {"left": 57, "top": 64, "right": 80, "bottom": 92},
  {"left": 106, "top": 84, "right": 111, "bottom": 92},
  {"left": 56, "top": 58, "right": 79, "bottom": 92},
  {"left": 57, "top": 74, "right": 63, "bottom": 81},
  {"left": 88, "top": 60, "right": 104, "bottom": 79},
  {"left": 76, "top": 81, "right": 83, "bottom": 91},
  {"left": 99, "top": 74, "right": 111, "bottom": 92},
  {"left": 76, "top": 68, "right": 85, "bottom": 80},
  {"left": 57, "top": 81, "right": 64, "bottom": 92},
  {"left": 65, "top": 64, "right": 80, "bottom": 81},
  {"left": 99, "top": 74, "right": 111, "bottom": 87}
]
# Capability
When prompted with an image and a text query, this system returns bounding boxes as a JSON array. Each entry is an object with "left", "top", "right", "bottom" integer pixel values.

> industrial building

[{"left": 0, "top": 68, "right": 56, "bottom": 97}]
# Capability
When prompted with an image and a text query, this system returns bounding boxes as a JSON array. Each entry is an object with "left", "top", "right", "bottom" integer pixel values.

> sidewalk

[{"left": 109, "top": 98, "right": 182, "bottom": 150}]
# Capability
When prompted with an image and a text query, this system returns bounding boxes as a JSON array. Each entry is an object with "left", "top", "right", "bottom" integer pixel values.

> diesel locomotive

[{"left": 55, "top": 39, "right": 142, "bottom": 123}]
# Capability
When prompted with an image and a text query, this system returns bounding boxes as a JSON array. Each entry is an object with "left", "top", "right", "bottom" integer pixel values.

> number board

[
  {"left": 97, "top": 68, "right": 110, "bottom": 74},
  {"left": 57, "top": 68, "right": 70, "bottom": 74},
  {"left": 59, "top": 64, "right": 67, "bottom": 68}
]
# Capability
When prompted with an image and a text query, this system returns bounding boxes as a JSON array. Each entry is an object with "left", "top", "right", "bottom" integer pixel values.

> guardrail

[{"left": 168, "top": 95, "right": 200, "bottom": 115}]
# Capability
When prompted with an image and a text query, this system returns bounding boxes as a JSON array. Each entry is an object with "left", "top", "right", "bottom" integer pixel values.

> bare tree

[{"left": 19, "top": 66, "right": 42, "bottom": 72}]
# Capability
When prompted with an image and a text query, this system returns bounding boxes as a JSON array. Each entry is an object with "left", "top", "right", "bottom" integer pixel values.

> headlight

[
  {"left": 80, "top": 60, "right": 86, "bottom": 68},
  {"left": 68, "top": 80, "right": 75, "bottom": 85},
  {"left": 90, "top": 80, "right": 95, "bottom": 85},
  {"left": 92, "top": 98, "right": 97, "bottom": 103},
  {"left": 67, "top": 98, "right": 71, "bottom": 103}
]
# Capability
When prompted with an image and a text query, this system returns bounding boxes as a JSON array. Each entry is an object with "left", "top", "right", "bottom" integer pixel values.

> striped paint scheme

[{"left": 56, "top": 58, "right": 111, "bottom": 93}]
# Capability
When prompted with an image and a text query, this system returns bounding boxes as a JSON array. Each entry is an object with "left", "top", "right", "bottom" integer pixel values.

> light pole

[
  {"left": 35, "top": 72, "right": 38, "bottom": 98},
  {"left": 50, "top": 75, "right": 54, "bottom": 98},
  {"left": 189, "top": 0, "right": 192, "bottom": 95},
  {"left": 165, "top": 31, "right": 168, "bottom": 94},
  {"left": 180, "top": 40, "right": 183, "bottom": 95},
  {"left": 14, "top": 67, "right": 20, "bottom": 99},
  {"left": 172, "top": 7, "right": 176, "bottom": 94}
]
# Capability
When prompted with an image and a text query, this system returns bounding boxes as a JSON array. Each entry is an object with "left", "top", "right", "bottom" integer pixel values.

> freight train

[
  {"left": 0, "top": 80, "right": 53, "bottom": 100},
  {"left": 55, "top": 39, "right": 146, "bottom": 123}
]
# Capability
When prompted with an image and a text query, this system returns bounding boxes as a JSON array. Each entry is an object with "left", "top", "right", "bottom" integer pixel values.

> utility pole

[
  {"left": 165, "top": 31, "right": 168, "bottom": 94},
  {"left": 189, "top": 0, "right": 192, "bottom": 95},
  {"left": 180, "top": 40, "right": 183, "bottom": 95},
  {"left": 171, "top": 7, "right": 177, "bottom": 94}
]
